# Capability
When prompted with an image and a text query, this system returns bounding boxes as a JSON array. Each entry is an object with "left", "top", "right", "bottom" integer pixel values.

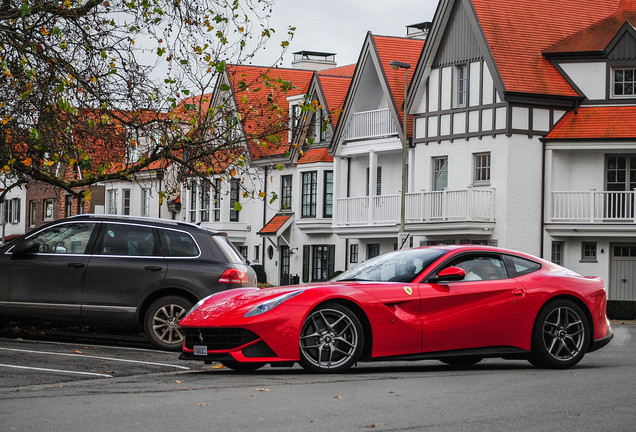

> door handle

[
  {"left": 67, "top": 263, "right": 85, "bottom": 268},
  {"left": 145, "top": 266, "right": 162, "bottom": 272},
  {"left": 512, "top": 289, "right": 525, "bottom": 297}
]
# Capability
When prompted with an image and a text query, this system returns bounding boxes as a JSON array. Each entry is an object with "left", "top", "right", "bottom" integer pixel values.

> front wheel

[
  {"left": 299, "top": 302, "right": 364, "bottom": 373},
  {"left": 144, "top": 296, "right": 193, "bottom": 351},
  {"left": 529, "top": 300, "right": 589, "bottom": 369}
]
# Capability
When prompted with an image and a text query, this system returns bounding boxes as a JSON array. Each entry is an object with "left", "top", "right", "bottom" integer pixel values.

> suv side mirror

[
  {"left": 11, "top": 239, "right": 38, "bottom": 258},
  {"left": 429, "top": 266, "right": 465, "bottom": 283}
]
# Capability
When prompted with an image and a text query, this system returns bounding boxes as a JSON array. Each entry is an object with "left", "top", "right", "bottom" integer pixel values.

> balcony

[
  {"left": 550, "top": 190, "right": 636, "bottom": 222},
  {"left": 334, "top": 188, "right": 495, "bottom": 232},
  {"left": 343, "top": 108, "right": 397, "bottom": 141}
]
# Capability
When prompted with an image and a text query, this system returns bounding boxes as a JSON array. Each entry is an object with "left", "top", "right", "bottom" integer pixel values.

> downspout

[
  {"left": 540, "top": 137, "right": 546, "bottom": 259},
  {"left": 262, "top": 167, "right": 267, "bottom": 271}
]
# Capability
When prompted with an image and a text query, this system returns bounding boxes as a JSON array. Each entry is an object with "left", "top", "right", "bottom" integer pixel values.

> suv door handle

[
  {"left": 68, "top": 263, "right": 85, "bottom": 268},
  {"left": 145, "top": 266, "right": 162, "bottom": 272}
]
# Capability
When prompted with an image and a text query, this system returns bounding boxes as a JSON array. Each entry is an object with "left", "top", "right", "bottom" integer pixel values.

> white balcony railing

[
  {"left": 343, "top": 108, "right": 397, "bottom": 141},
  {"left": 335, "top": 188, "right": 495, "bottom": 226},
  {"left": 551, "top": 190, "right": 636, "bottom": 222}
]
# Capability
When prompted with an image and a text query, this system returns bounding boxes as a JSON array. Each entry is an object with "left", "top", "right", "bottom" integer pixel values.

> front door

[{"left": 610, "top": 243, "right": 636, "bottom": 301}]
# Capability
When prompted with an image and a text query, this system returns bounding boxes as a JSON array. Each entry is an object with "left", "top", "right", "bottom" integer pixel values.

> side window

[
  {"left": 505, "top": 255, "right": 541, "bottom": 277},
  {"left": 446, "top": 254, "right": 508, "bottom": 281},
  {"left": 99, "top": 224, "right": 159, "bottom": 256},
  {"left": 28, "top": 223, "right": 97, "bottom": 254},
  {"left": 159, "top": 229, "right": 200, "bottom": 257}
]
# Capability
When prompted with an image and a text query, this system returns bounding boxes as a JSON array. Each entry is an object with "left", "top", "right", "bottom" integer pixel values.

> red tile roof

[
  {"left": 316, "top": 66, "right": 355, "bottom": 127},
  {"left": 472, "top": 0, "right": 624, "bottom": 96},
  {"left": 258, "top": 214, "right": 292, "bottom": 235},
  {"left": 545, "top": 0, "right": 636, "bottom": 54},
  {"left": 298, "top": 147, "right": 333, "bottom": 164},
  {"left": 227, "top": 65, "right": 314, "bottom": 160},
  {"left": 545, "top": 106, "right": 636, "bottom": 140},
  {"left": 373, "top": 35, "right": 425, "bottom": 136}
]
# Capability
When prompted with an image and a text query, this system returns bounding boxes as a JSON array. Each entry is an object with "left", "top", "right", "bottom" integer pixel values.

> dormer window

[
  {"left": 291, "top": 104, "right": 302, "bottom": 139},
  {"left": 456, "top": 64, "right": 468, "bottom": 107},
  {"left": 613, "top": 68, "right": 635, "bottom": 98}
]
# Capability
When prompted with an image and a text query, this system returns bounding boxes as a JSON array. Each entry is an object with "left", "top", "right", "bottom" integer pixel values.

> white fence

[
  {"left": 343, "top": 108, "right": 397, "bottom": 141},
  {"left": 551, "top": 190, "right": 636, "bottom": 222},
  {"left": 335, "top": 188, "right": 495, "bottom": 226}
]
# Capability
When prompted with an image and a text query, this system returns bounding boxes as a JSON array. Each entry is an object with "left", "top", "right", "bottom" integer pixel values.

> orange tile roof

[
  {"left": 545, "top": 0, "right": 636, "bottom": 54},
  {"left": 258, "top": 214, "right": 292, "bottom": 235},
  {"left": 227, "top": 65, "right": 314, "bottom": 160},
  {"left": 472, "top": 0, "right": 623, "bottom": 96},
  {"left": 316, "top": 68, "right": 354, "bottom": 127},
  {"left": 373, "top": 35, "right": 425, "bottom": 137},
  {"left": 298, "top": 147, "right": 333, "bottom": 164},
  {"left": 545, "top": 106, "right": 636, "bottom": 140}
]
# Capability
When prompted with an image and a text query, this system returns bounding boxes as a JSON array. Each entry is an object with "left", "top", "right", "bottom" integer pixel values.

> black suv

[{"left": 0, "top": 215, "right": 257, "bottom": 350}]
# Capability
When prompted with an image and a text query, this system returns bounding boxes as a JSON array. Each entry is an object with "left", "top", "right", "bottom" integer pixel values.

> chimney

[
  {"left": 292, "top": 51, "right": 337, "bottom": 71},
  {"left": 406, "top": 22, "right": 432, "bottom": 40}
]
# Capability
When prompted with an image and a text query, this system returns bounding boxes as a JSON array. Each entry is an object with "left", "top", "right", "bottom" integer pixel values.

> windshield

[{"left": 332, "top": 248, "right": 448, "bottom": 283}]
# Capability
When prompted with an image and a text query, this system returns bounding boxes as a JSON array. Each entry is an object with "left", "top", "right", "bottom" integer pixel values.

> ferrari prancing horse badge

[{"left": 403, "top": 286, "right": 413, "bottom": 296}]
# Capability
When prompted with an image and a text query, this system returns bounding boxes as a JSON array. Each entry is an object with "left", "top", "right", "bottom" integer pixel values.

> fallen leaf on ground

[
  {"left": 254, "top": 388, "right": 269, "bottom": 392},
  {"left": 74, "top": 350, "right": 83, "bottom": 354}
]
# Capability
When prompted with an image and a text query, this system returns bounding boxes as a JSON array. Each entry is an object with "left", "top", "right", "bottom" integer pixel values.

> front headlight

[{"left": 244, "top": 290, "right": 304, "bottom": 317}]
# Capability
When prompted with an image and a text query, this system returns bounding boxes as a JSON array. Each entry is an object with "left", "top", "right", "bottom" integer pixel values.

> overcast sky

[{"left": 250, "top": 0, "right": 439, "bottom": 68}]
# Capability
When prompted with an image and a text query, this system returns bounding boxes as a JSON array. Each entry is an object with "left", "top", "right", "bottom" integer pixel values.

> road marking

[
  {"left": 0, "top": 337, "right": 169, "bottom": 354},
  {"left": 0, "top": 347, "right": 190, "bottom": 370},
  {"left": 0, "top": 363, "right": 113, "bottom": 378}
]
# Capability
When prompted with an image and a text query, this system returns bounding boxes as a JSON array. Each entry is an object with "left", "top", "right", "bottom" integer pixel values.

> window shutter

[
  {"left": 302, "top": 245, "right": 310, "bottom": 283},
  {"left": 15, "top": 199, "right": 20, "bottom": 223},
  {"left": 327, "top": 244, "right": 335, "bottom": 278}
]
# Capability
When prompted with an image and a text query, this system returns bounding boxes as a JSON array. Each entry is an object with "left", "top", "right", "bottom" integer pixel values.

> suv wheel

[{"left": 144, "top": 296, "right": 193, "bottom": 351}]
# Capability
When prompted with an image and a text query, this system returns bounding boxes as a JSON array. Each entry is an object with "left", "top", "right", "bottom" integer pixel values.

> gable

[
  {"left": 433, "top": 0, "right": 483, "bottom": 67},
  {"left": 607, "top": 27, "right": 636, "bottom": 60}
]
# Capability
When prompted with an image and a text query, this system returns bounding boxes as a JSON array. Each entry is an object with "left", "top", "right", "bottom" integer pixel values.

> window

[
  {"left": 315, "top": 109, "right": 327, "bottom": 143},
  {"left": 311, "top": 245, "right": 332, "bottom": 281},
  {"left": 159, "top": 229, "right": 199, "bottom": 257},
  {"left": 213, "top": 179, "right": 221, "bottom": 222},
  {"left": 581, "top": 242, "right": 597, "bottom": 262},
  {"left": 4, "top": 198, "right": 21, "bottom": 224},
  {"left": 29, "top": 222, "right": 96, "bottom": 254},
  {"left": 28, "top": 200, "right": 36, "bottom": 228},
  {"left": 238, "top": 245, "right": 248, "bottom": 260},
  {"left": 189, "top": 181, "right": 197, "bottom": 223},
  {"left": 107, "top": 190, "right": 118, "bottom": 215},
  {"left": 350, "top": 244, "right": 359, "bottom": 263},
  {"left": 301, "top": 171, "right": 317, "bottom": 218},
  {"left": 367, "top": 243, "right": 380, "bottom": 259},
  {"left": 456, "top": 64, "right": 468, "bottom": 107},
  {"left": 43, "top": 198, "right": 54, "bottom": 220},
  {"left": 473, "top": 152, "right": 491, "bottom": 184},
  {"left": 126, "top": 141, "right": 139, "bottom": 163},
  {"left": 606, "top": 155, "right": 636, "bottom": 218},
  {"left": 365, "top": 166, "right": 382, "bottom": 196},
  {"left": 291, "top": 104, "right": 302, "bottom": 139},
  {"left": 122, "top": 189, "right": 131, "bottom": 215},
  {"left": 281, "top": 175, "right": 292, "bottom": 211},
  {"left": 142, "top": 189, "right": 151, "bottom": 217},
  {"left": 324, "top": 171, "right": 333, "bottom": 218},
  {"left": 77, "top": 195, "right": 85, "bottom": 215},
  {"left": 613, "top": 68, "right": 635, "bottom": 97},
  {"left": 432, "top": 156, "right": 448, "bottom": 191},
  {"left": 200, "top": 184, "right": 210, "bottom": 222},
  {"left": 551, "top": 242, "right": 564, "bottom": 266},
  {"left": 280, "top": 246, "right": 291, "bottom": 285},
  {"left": 65, "top": 195, "right": 73, "bottom": 218},
  {"left": 230, "top": 179, "right": 240, "bottom": 222},
  {"left": 99, "top": 224, "right": 159, "bottom": 256},
  {"left": 253, "top": 245, "right": 260, "bottom": 262},
  {"left": 505, "top": 255, "right": 541, "bottom": 277},
  {"left": 445, "top": 254, "right": 508, "bottom": 281}
]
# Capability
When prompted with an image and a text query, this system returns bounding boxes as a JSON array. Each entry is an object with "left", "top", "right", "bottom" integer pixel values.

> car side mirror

[
  {"left": 11, "top": 239, "right": 38, "bottom": 258},
  {"left": 429, "top": 266, "right": 466, "bottom": 283}
]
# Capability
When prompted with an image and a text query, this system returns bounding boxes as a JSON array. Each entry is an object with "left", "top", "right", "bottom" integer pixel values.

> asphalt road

[{"left": 0, "top": 324, "right": 634, "bottom": 432}]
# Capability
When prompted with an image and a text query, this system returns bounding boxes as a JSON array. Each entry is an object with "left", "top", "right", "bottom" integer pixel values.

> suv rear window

[
  {"left": 210, "top": 234, "right": 246, "bottom": 263},
  {"left": 159, "top": 229, "right": 200, "bottom": 257}
]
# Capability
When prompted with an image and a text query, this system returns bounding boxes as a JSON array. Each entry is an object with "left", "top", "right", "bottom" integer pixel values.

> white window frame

[
  {"left": 456, "top": 64, "right": 469, "bottom": 107},
  {"left": 473, "top": 152, "right": 491, "bottom": 185},
  {"left": 612, "top": 67, "right": 636, "bottom": 98},
  {"left": 107, "top": 190, "right": 118, "bottom": 215}
]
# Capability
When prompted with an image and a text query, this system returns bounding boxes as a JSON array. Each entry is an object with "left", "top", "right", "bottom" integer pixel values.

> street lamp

[{"left": 390, "top": 60, "right": 411, "bottom": 249}]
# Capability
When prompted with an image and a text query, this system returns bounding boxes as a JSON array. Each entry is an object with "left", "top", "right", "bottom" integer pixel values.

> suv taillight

[{"left": 218, "top": 268, "right": 249, "bottom": 284}]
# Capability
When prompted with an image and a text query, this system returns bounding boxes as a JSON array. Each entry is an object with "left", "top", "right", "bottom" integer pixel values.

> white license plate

[{"left": 193, "top": 345, "right": 208, "bottom": 356}]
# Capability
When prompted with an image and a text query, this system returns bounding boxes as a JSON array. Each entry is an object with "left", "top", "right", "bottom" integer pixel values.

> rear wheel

[
  {"left": 529, "top": 300, "right": 589, "bottom": 369},
  {"left": 220, "top": 361, "right": 266, "bottom": 373},
  {"left": 144, "top": 296, "right": 192, "bottom": 351},
  {"left": 299, "top": 302, "right": 364, "bottom": 373}
]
